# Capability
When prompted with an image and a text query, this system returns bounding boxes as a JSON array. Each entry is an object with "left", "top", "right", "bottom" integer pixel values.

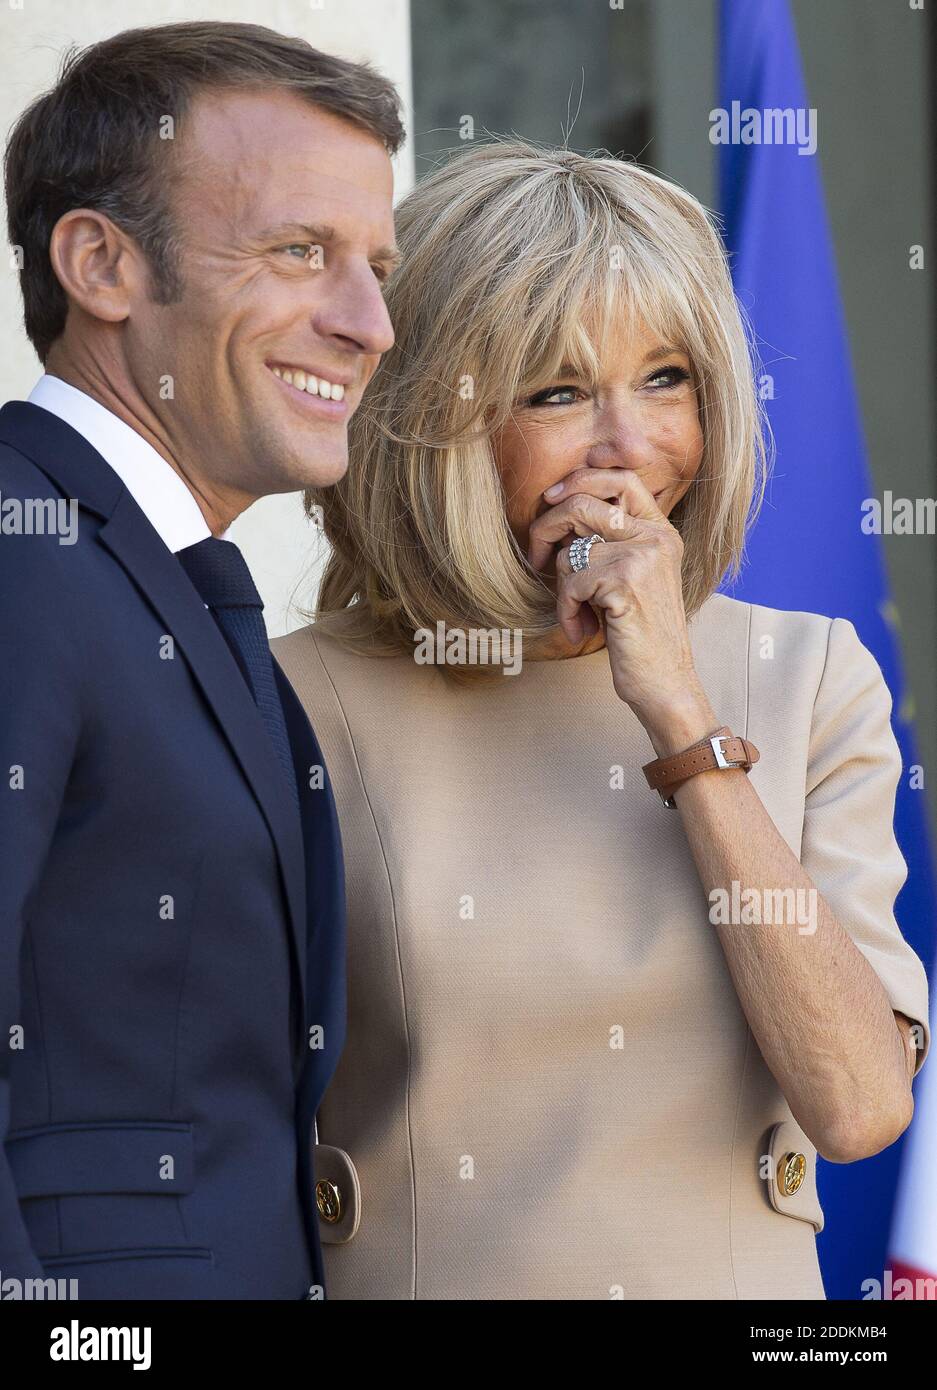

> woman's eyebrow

[
  {"left": 373, "top": 243, "right": 403, "bottom": 271},
  {"left": 640, "top": 343, "right": 687, "bottom": 365}
]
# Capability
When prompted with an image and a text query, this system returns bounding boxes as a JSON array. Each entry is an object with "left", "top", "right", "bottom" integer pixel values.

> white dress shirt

[{"left": 27, "top": 374, "right": 216, "bottom": 553}]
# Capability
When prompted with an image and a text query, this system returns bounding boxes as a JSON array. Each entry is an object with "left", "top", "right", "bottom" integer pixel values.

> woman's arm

[
  {"left": 641, "top": 684, "right": 914, "bottom": 1164},
  {"left": 530, "top": 467, "right": 918, "bottom": 1162}
]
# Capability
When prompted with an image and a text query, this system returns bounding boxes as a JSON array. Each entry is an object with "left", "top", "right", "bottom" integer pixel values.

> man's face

[{"left": 128, "top": 87, "right": 397, "bottom": 505}]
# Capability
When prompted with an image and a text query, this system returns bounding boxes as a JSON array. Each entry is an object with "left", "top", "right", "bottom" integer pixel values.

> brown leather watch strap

[{"left": 642, "top": 725, "right": 760, "bottom": 807}]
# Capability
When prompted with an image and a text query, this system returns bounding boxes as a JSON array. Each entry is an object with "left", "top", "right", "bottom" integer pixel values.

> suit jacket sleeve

[
  {"left": 0, "top": 518, "right": 85, "bottom": 1277},
  {"left": 800, "top": 615, "right": 930, "bottom": 1076}
]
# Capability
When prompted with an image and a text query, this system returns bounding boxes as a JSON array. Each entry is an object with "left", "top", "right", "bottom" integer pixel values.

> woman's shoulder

[
  {"left": 691, "top": 592, "right": 887, "bottom": 720},
  {"left": 272, "top": 620, "right": 433, "bottom": 714},
  {"left": 273, "top": 619, "right": 350, "bottom": 667},
  {"left": 692, "top": 591, "right": 865, "bottom": 665},
  {"left": 273, "top": 622, "right": 461, "bottom": 813},
  {"left": 275, "top": 619, "right": 395, "bottom": 678},
  {"left": 693, "top": 589, "right": 837, "bottom": 638}
]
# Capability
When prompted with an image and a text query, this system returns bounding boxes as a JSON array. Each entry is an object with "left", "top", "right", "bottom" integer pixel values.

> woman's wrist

[{"left": 635, "top": 685, "right": 720, "bottom": 758}]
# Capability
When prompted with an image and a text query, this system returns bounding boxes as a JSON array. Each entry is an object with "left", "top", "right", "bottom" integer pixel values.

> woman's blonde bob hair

[{"left": 306, "top": 140, "right": 767, "bottom": 673}]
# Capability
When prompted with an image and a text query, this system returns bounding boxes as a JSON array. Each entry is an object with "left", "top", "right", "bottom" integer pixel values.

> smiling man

[{"left": 0, "top": 22, "right": 401, "bottom": 1300}]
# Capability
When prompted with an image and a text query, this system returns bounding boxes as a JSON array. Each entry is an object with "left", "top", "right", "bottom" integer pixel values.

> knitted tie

[{"left": 177, "top": 537, "right": 299, "bottom": 808}]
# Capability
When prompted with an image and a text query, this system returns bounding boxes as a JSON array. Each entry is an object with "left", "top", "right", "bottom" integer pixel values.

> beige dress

[{"left": 273, "top": 591, "right": 930, "bottom": 1301}]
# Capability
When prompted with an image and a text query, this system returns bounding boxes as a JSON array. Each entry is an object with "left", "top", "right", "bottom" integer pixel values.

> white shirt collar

[{"left": 27, "top": 374, "right": 214, "bottom": 554}]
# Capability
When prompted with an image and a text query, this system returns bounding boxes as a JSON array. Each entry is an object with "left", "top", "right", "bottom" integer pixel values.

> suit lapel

[
  {"left": 0, "top": 401, "right": 309, "bottom": 1019},
  {"left": 276, "top": 661, "right": 346, "bottom": 1240},
  {"left": 275, "top": 662, "right": 346, "bottom": 1080},
  {"left": 99, "top": 490, "right": 308, "bottom": 1007}
]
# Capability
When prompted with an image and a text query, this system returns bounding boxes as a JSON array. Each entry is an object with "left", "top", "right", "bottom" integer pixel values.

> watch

[{"left": 642, "top": 725, "right": 760, "bottom": 808}]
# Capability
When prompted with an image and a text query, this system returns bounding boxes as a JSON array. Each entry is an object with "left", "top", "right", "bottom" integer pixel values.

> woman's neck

[{"left": 536, "top": 624, "right": 607, "bottom": 661}]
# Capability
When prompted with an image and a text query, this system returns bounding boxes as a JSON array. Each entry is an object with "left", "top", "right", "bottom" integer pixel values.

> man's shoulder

[
  {"left": 0, "top": 433, "right": 101, "bottom": 584},
  {"left": 0, "top": 433, "right": 64, "bottom": 499}
]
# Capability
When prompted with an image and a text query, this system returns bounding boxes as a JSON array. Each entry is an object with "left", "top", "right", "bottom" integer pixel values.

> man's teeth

[{"left": 270, "top": 365, "right": 345, "bottom": 401}]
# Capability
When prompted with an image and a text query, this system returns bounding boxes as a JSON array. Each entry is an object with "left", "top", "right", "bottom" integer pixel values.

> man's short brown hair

[{"left": 4, "top": 21, "right": 405, "bottom": 363}]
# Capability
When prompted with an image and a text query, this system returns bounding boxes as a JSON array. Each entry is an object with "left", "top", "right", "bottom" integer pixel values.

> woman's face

[{"left": 494, "top": 316, "right": 704, "bottom": 566}]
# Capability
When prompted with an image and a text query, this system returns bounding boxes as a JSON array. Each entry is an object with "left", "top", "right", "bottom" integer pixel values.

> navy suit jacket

[{"left": 0, "top": 401, "right": 346, "bottom": 1299}]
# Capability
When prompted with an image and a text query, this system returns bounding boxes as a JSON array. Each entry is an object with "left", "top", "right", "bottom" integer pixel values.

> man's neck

[{"left": 42, "top": 354, "right": 249, "bottom": 536}]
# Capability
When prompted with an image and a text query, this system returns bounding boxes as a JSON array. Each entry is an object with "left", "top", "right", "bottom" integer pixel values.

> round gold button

[
  {"left": 777, "top": 1151, "right": 806, "bottom": 1197},
  {"left": 315, "top": 1178, "right": 343, "bottom": 1224}
]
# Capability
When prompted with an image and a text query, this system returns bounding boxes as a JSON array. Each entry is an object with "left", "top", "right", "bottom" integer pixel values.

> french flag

[{"left": 716, "top": 0, "right": 937, "bottom": 1297}]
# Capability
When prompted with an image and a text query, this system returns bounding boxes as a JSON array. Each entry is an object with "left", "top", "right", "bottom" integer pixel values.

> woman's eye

[
  {"left": 648, "top": 365, "right": 692, "bottom": 389},
  {"left": 527, "top": 385, "right": 582, "bottom": 407}
]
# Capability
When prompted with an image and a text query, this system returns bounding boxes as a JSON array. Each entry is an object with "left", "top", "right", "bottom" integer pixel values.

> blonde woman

[{"left": 273, "top": 143, "right": 930, "bottom": 1301}]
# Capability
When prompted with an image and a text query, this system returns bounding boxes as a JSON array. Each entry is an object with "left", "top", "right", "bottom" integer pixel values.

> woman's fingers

[
  {"left": 527, "top": 491, "right": 640, "bottom": 571},
  {"left": 543, "top": 468, "right": 667, "bottom": 521},
  {"left": 529, "top": 471, "right": 680, "bottom": 642},
  {"left": 553, "top": 544, "right": 611, "bottom": 644},
  {"left": 555, "top": 573, "right": 599, "bottom": 644}
]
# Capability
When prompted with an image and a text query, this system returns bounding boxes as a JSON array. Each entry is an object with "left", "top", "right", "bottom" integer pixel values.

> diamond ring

[{"left": 568, "top": 533, "right": 606, "bottom": 573}]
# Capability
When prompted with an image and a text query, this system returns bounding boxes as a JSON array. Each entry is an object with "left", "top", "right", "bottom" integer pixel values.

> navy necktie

[{"left": 177, "top": 537, "right": 299, "bottom": 809}]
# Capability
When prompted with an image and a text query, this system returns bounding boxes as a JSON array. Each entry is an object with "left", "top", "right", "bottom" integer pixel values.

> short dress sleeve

[{"left": 800, "top": 616, "right": 931, "bottom": 1076}]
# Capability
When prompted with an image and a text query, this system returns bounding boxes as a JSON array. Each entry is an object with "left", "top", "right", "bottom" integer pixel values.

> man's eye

[
  {"left": 527, "top": 385, "right": 582, "bottom": 407},
  {"left": 281, "top": 244, "right": 322, "bottom": 266}
]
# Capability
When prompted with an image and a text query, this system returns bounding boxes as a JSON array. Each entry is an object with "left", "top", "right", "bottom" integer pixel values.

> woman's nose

[{"left": 585, "top": 411, "right": 657, "bottom": 472}]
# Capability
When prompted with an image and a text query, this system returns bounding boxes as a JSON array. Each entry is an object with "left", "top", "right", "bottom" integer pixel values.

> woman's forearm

[{"left": 638, "top": 686, "right": 914, "bottom": 1164}]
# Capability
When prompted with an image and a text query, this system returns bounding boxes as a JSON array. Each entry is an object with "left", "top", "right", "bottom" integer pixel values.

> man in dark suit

[{"left": 0, "top": 22, "right": 401, "bottom": 1299}]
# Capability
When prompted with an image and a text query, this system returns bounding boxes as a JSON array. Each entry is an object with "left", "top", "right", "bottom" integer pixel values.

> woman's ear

[{"left": 48, "top": 208, "right": 141, "bottom": 329}]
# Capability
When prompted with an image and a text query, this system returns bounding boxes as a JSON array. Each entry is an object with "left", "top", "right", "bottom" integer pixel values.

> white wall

[{"left": 0, "top": 0, "right": 414, "bottom": 635}]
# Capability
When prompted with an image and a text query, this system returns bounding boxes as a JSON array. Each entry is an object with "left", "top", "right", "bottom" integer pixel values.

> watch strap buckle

[{"left": 643, "top": 726, "right": 760, "bottom": 807}]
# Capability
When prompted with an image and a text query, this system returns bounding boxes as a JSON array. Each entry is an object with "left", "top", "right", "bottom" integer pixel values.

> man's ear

[
  {"left": 894, "top": 1011, "right": 919, "bottom": 1082},
  {"left": 48, "top": 208, "right": 143, "bottom": 328}
]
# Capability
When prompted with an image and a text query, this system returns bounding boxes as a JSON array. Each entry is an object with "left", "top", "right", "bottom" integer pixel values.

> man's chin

[
  {"left": 254, "top": 441, "right": 350, "bottom": 496},
  {"left": 300, "top": 448, "right": 350, "bottom": 491}
]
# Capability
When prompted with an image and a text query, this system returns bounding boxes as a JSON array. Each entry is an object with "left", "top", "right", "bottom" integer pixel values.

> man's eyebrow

[
  {"left": 254, "top": 221, "right": 402, "bottom": 268},
  {"left": 255, "top": 221, "right": 336, "bottom": 243}
]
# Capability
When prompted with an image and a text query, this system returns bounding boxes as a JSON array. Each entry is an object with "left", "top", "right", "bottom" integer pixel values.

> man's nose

[{"left": 313, "top": 264, "right": 395, "bottom": 359}]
